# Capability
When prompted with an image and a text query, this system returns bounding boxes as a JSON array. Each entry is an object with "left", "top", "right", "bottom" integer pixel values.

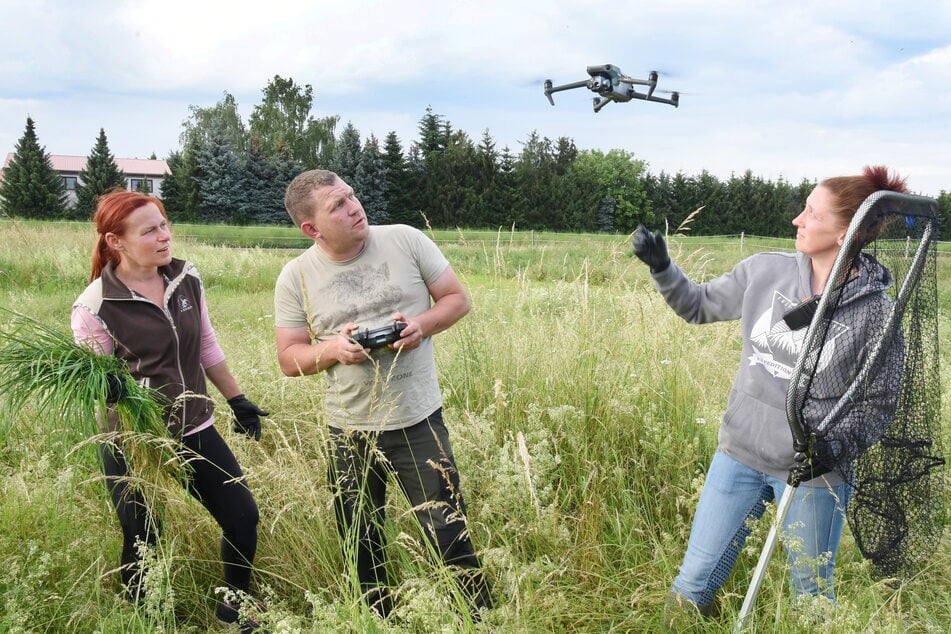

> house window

[
  {"left": 130, "top": 178, "right": 153, "bottom": 193},
  {"left": 63, "top": 176, "right": 78, "bottom": 190}
]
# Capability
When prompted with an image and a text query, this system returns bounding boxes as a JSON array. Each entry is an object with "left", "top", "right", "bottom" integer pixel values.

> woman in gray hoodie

[{"left": 632, "top": 166, "right": 908, "bottom": 620}]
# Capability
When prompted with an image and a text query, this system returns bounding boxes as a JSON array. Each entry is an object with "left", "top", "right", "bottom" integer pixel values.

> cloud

[{"left": 1, "top": 0, "right": 949, "bottom": 195}]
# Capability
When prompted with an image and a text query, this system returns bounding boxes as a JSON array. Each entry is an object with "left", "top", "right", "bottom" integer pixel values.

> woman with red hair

[
  {"left": 633, "top": 166, "right": 908, "bottom": 624},
  {"left": 72, "top": 190, "right": 269, "bottom": 631}
]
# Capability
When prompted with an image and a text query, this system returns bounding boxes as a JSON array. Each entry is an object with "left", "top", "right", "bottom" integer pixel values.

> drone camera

[{"left": 590, "top": 75, "right": 612, "bottom": 93}]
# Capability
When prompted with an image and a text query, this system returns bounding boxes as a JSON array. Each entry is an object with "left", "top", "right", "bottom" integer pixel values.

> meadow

[{"left": 0, "top": 220, "right": 948, "bottom": 633}]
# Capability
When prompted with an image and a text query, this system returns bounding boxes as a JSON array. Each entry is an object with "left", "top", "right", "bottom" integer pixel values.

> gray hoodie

[{"left": 652, "top": 250, "right": 900, "bottom": 486}]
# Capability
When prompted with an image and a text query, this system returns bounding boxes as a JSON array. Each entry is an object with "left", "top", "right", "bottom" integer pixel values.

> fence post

[{"left": 740, "top": 231, "right": 745, "bottom": 254}]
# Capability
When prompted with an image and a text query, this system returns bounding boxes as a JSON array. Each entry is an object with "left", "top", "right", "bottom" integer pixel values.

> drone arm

[
  {"left": 544, "top": 78, "right": 594, "bottom": 106},
  {"left": 546, "top": 79, "right": 591, "bottom": 94},
  {"left": 627, "top": 91, "right": 679, "bottom": 108},
  {"left": 618, "top": 76, "right": 654, "bottom": 88},
  {"left": 608, "top": 70, "right": 659, "bottom": 98}
]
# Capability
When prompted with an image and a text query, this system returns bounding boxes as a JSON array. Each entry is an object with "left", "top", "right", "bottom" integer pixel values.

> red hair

[
  {"left": 820, "top": 165, "right": 909, "bottom": 228},
  {"left": 89, "top": 190, "right": 170, "bottom": 281}
]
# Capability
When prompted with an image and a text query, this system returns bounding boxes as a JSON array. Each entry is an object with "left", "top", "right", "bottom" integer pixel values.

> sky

[{"left": 2, "top": 0, "right": 950, "bottom": 197}]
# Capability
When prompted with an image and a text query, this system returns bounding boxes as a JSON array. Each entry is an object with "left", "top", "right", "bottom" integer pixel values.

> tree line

[{"left": 3, "top": 74, "right": 949, "bottom": 239}]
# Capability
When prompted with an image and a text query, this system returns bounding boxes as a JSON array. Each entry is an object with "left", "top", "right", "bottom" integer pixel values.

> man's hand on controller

[
  {"left": 336, "top": 323, "right": 371, "bottom": 365},
  {"left": 389, "top": 313, "right": 420, "bottom": 351}
]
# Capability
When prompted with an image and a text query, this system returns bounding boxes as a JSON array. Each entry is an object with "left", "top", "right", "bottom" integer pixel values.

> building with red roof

[{"left": 2, "top": 153, "right": 170, "bottom": 207}]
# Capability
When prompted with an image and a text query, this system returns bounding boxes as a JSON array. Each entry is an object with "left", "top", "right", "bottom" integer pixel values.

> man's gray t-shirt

[{"left": 274, "top": 225, "right": 450, "bottom": 431}]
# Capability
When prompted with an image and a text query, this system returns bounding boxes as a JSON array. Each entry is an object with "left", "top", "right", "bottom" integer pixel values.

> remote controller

[{"left": 351, "top": 321, "right": 407, "bottom": 349}]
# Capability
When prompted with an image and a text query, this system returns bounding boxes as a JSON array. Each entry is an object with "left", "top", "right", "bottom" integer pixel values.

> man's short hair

[{"left": 284, "top": 169, "right": 339, "bottom": 227}]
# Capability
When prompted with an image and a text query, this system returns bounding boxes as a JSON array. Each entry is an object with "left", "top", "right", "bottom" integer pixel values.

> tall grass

[{"left": 0, "top": 221, "right": 948, "bottom": 632}]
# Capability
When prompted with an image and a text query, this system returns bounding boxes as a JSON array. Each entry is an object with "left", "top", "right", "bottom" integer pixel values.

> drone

[{"left": 544, "top": 64, "right": 679, "bottom": 113}]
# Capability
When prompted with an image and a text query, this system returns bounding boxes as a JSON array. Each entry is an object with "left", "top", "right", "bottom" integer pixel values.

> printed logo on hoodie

[{"left": 748, "top": 290, "right": 847, "bottom": 380}]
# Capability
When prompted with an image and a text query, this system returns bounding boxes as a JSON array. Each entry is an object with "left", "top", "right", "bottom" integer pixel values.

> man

[{"left": 274, "top": 169, "right": 492, "bottom": 619}]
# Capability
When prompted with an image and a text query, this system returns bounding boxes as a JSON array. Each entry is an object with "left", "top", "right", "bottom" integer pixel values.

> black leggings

[{"left": 100, "top": 425, "right": 259, "bottom": 597}]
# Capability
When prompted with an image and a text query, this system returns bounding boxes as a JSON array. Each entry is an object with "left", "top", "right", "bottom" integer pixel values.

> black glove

[
  {"left": 105, "top": 371, "right": 128, "bottom": 403},
  {"left": 227, "top": 395, "right": 268, "bottom": 441},
  {"left": 632, "top": 224, "right": 671, "bottom": 273},
  {"left": 788, "top": 438, "right": 835, "bottom": 484}
]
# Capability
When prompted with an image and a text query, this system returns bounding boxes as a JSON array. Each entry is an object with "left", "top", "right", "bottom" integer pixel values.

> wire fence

[{"left": 2, "top": 219, "right": 948, "bottom": 255}]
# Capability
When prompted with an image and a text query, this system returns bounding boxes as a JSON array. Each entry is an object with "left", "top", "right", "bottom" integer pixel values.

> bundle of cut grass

[{"left": 0, "top": 308, "right": 184, "bottom": 478}]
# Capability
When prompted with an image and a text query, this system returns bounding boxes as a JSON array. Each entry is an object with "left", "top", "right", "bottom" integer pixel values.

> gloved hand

[
  {"left": 788, "top": 439, "right": 835, "bottom": 484},
  {"left": 227, "top": 395, "right": 269, "bottom": 441},
  {"left": 632, "top": 224, "right": 671, "bottom": 273},
  {"left": 105, "top": 371, "right": 128, "bottom": 403}
]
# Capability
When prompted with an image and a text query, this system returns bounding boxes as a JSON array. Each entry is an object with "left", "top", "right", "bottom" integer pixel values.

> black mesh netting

[{"left": 787, "top": 191, "right": 945, "bottom": 579}]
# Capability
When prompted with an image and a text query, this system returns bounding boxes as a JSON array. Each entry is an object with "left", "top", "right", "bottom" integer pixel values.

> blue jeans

[{"left": 671, "top": 451, "right": 850, "bottom": 609}]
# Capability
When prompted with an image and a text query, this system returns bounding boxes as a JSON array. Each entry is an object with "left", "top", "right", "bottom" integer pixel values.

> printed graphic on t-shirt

[
  {"left": 748, "top": 290, "right": 847, "bottom": 379},
  {"left": 321, "top": 262, "right": 403, "bottom": 325}
]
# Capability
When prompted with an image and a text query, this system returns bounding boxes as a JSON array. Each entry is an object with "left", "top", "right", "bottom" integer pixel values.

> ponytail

[
  {"left": 863, "top": 165, "right": 908, "bottom": 194},
  {"left": 89, "top": 233, "right": 117, "bottom": 282},
  {"left": 820, "top": 165, "right": 909, "bottom": 228}
]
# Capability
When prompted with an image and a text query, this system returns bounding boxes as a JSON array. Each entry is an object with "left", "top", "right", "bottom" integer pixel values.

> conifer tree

[
  {"left": 160, "top": 150, "right": 199, "bottom": 222},
  {"left": 329, "top": 122, "right": 362, "bottom": 185},
  {"left": 417, "top": 107, "right": 447, "bottom": 158},
  {"left": 193, "top": 117, "right": 246, "bottom": 223},
  {"left": 0, "top": 117, "right": 67, "bottom": 218},
  {"left": 382, "top": 131, "right": 415, "bottom": 225},
  {"left": 242, "top": 139, "right": 297, "bottom": 225},
  {"left": 354, "top": 134, "right": 388, "bottom": 224},
  {"left": 74, "top": 128, "right": 127, "bottom": 218},
  {"left": 937, "top": 190, "right": 951, "bottom": 241}
]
